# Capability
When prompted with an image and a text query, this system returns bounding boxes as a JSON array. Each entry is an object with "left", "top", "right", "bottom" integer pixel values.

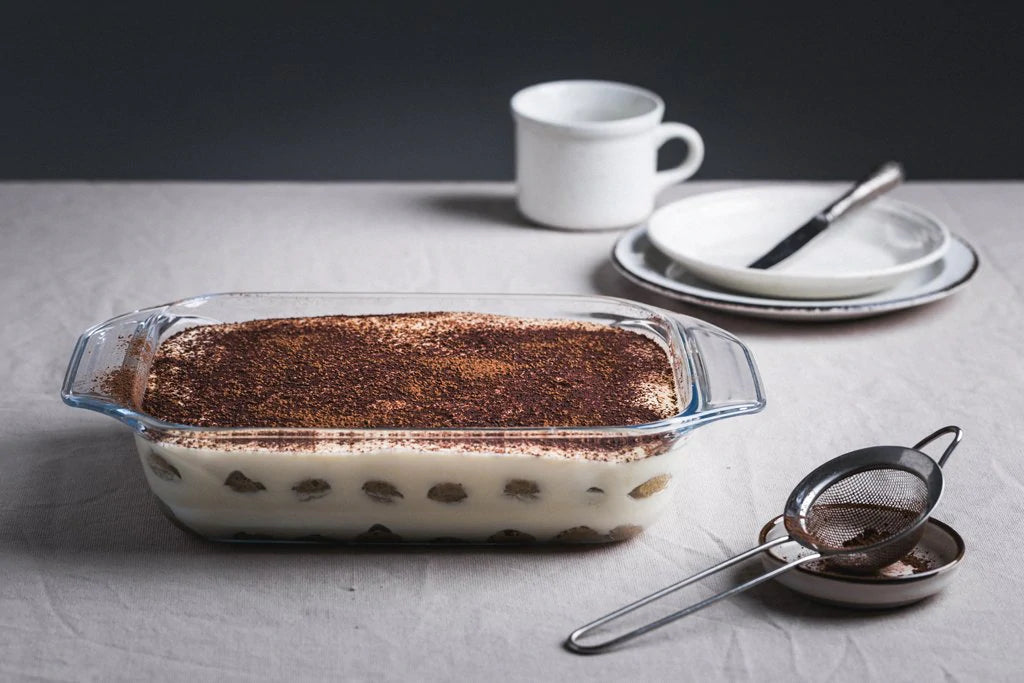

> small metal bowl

[{"left": 758, "top": 514, "right": 964, "bottom": 609}]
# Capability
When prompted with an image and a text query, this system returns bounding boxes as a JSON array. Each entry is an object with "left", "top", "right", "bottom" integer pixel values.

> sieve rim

[{"left": 782, "top": 445, "right": 945, "bottom": 557}]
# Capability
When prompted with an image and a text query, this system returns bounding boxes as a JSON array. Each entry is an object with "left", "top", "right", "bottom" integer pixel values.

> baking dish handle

[
  {"left": 61, "top": 306, "right": 164, "bottom": 429},
  {"left": 677, "top": 319, "right": 766, "bottom": 424}
]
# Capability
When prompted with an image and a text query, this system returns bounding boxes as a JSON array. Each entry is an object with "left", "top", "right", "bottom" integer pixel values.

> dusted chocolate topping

[
  {"left": 100, "top": 335, "right": 153, "bottom": 410},
  {"left": 141, "top": 312, "right": 680, "bottom": 429}
]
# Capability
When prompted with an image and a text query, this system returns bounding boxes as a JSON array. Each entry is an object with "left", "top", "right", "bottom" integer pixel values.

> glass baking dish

[{"left": 62, "top": 292, "right": 765, "bottom": 544}]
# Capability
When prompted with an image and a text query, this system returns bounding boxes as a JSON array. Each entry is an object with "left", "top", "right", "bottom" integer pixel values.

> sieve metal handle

[
  {"left": 565, "top": 536, "right": 820, "bottom": 655},
  {"left": 913, "top": 426, "right": 963, "bottom": 467}
]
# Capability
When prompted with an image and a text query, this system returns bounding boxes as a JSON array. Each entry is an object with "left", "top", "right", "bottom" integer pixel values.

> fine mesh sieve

[
  {"left": 782, "top": 444, "right": 947, "bottom": 572},
  {"left": 566, "top": 426, "right": 962, "bottom": 655}
]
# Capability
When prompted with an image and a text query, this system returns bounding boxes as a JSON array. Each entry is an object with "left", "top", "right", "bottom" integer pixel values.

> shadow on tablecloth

[
  {"left": 0, "top": 425, "right": 941, "bottom": 636},
  {"left": 418, "top": 189, "right": 591, "bottom": 233},
  {"left": 0, "top": 425, "right": 621, "bottom": 562},
  {"left": 417, "top": 190, "right": 531, "bottom": 230},
  {"left": 590, "top": 260, "right": 963, "bottom": 336}
]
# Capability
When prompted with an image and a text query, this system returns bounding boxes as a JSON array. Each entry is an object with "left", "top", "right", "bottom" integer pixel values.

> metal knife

[{"left": 747, "top": 161, "right": 905, "bottom": 270}]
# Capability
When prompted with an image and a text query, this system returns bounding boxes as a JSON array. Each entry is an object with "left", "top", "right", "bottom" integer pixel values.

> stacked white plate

[{"left": 613, "top": 187, "right": 979, "bottom": 321}]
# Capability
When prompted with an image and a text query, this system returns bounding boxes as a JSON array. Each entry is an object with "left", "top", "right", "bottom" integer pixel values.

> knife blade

[{"left": 747, "top": 161, "right": 904, "bottom": 270}]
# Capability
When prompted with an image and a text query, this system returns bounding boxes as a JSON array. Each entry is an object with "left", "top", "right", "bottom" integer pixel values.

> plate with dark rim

[
  {"left": 758, "top": 515, "right": 965, "bottom": 609},
  {"left": 612, "top": 224, "right": 979, "bottom": 321}
]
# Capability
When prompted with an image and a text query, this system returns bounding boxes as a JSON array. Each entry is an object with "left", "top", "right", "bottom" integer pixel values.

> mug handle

[{"left": 654, "top": 122, "right": 705, "bottom": 191}]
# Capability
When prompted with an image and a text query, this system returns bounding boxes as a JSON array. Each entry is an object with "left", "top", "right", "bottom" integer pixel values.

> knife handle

[{"left": 822, "top": 161, "right": 905, "bottom": 222}]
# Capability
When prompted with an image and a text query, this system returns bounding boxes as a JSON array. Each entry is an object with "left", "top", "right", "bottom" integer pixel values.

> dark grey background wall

[{"left": 3, "top": 2, "right": 1021, "bottom": 180}]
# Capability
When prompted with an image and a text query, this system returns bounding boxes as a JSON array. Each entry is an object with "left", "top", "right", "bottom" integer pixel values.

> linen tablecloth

[{"left": 2, "top": 181, "right": 1021, "bottom": 681}]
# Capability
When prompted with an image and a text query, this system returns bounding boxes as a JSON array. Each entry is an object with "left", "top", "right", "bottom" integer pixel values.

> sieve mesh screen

[{"left": 787, "top": 468, "right": 930, "bottom": 570}]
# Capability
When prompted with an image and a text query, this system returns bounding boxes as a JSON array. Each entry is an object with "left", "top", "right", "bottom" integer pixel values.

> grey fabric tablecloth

[{"left": 2, "top": 181, "right": 1022, "bottom": 682}]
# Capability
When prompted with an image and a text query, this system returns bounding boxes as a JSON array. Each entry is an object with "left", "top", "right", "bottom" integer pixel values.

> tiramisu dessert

[
  {"left": 132, "top": 312, "right": 689, "bottom": 543},
  {"left": 115, "top": 311, "right": 696, "bottom": 544},
  {"left": 64, "top": 293, "right": 766, "bottom": 544}
]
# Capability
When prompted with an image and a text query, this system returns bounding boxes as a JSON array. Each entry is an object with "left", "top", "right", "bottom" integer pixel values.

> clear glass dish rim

[{"left": 61, "top": 290, "right": 763, "bottom": 441}]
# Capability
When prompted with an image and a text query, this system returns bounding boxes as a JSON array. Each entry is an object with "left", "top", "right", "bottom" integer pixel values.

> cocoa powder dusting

[
  {"left": 99, "top": 335, "right": 153, "bottom": 409},
  {"left": 900, "top": 551, "right": 934, "bottom": 573},
  {"left": 842, "top": 527, "right": 889, "bottom": 548},
  {"left": 141, "top": 312, "right": 680, "bottom": 430}
]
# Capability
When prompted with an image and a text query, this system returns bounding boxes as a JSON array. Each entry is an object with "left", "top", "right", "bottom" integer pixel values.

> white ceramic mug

[{"left": 511, "top": 80, "right": 704, "bottom": 230}]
